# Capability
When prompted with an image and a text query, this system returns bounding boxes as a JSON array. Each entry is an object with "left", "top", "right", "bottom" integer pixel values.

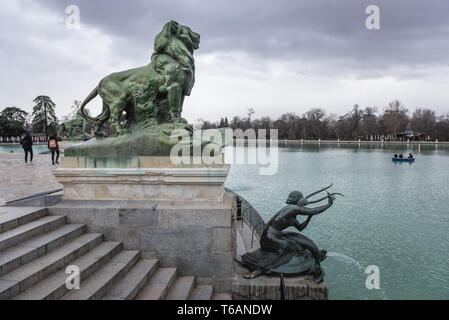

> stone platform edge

[
  {"left": 232, "top": 274, "right": 328, "bottom": 300},
  {"left": 52, "top": 156, "right": 230, "bottom": 201},
  {"left": 61, "top": 155, "right": 226, "bottom": 169}
]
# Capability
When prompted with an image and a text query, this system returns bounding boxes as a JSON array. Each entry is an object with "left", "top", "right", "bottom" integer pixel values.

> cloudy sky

[{"left": 1, "top": 0, "right": 448, "bottom": 122}]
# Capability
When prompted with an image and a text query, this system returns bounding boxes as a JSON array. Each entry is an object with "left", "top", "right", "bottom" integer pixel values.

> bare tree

[
  {"left": 435, "top": 113, "right": 449, "bottom": 141},
  {"left": 247, "top": 108, "right": 255, "bottom": 122},
  {"left": 411, "top": 108, "right": 436, "bottom": 136},
  {"left": 304, "top": 108, "right": 326, "bottom": 139},
  {"left": 61, "top": 100, "right": 83, "bottom": 122},
  {"left": 198, "top": 101, "right": 449, "bottom": 141},
  {"left": 382, "top": 99, "right": 409, "bottom": 134},
  {"left": 361, "top": 107, "right": 379, "bottom": 139}
]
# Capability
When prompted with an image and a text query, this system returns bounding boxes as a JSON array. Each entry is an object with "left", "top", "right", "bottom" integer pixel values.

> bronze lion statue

[
  {"left": 57, "top": 108, "right": 88, "bottom": 140},
  {"left": 80, "top": 21, "right": 200, "bottom": 137}
]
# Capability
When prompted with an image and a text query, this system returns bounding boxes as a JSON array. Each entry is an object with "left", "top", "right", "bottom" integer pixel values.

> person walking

[
  {"left": 20, "top": 132, "right": 33, "bottom": 164},
  {"left": 48, "top": 133, "right": 62, "bottom": 165}
]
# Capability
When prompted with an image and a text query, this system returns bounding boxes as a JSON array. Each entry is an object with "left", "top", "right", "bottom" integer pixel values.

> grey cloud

[
  {"left": 2, "top": 0, "right": 449, "bottom": 120},
  {"left": 37, "top": 0, "right": 449, "bottom": 78}
]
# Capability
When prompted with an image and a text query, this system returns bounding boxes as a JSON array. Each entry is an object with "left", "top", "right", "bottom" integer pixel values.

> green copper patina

[
  {"left": 238, "top": 185, "right": 343, "bottom": 284},
  {"left": 57, "top": 109, "right": 88, "bottom": 141},
  {"left": 65, "top": 21, "right": 202, "bottom": 157}
]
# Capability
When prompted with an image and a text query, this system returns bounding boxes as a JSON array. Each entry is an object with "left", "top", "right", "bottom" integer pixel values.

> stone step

[
  {"left": 0, "top": 224, "right": 85, "bottom": 277},
  {"left": 62, "top": 250, "right": 140, "bottom": 300},
  {"left": 0, "top": 207, "right": 47, "bottom": 233},
  {"left": 212, "top": 293, "right": 232, "bottom": 300},
  {"left": 189, "top": 285, "right": 213, "bottom": 300},
  {"left": 0, "top": 215, "right": 66, "bottom": 253},
  {"left": 0, "top": 233, "right": 103, "bottom": 299},
  {"left": 135, "top": 267, "right": 177, "bottom": 300},
  {"left": 14, "top": 241, "right": 122, "bottom": 300},
  {"left": 165, "top": 276, "right": 195, "bottom": 300},
  {"left": 103, "top": 259, "right": 159, "bottom": 300}
]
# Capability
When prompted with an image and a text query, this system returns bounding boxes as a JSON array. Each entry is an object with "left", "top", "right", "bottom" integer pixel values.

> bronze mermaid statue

[{"left": 238, "top": 184, "right": 342, "bottom": 284}]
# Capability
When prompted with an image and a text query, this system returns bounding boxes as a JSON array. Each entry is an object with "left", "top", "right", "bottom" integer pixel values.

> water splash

[
  {"left": 326, "top": 251, "right": 365, "bottom": 272},
  {"left": 326, "top": 251, "right": 389, "bottom": 300}
]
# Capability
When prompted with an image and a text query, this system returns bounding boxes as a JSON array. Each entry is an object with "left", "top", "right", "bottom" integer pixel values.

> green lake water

[
  {"left": 226, "top": 143, "right": 449, "bottom": 300},
  {"left": 0, "top": 144, "right": 49, "bottom": 154}
]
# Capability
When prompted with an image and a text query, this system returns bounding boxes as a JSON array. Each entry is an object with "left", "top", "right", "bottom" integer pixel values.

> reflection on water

[
  {"left": 226, "top": 143, "right": 449, "bottom": 300},
  {"left": 278, "top": 142, "right": 449, "bottom": 155}
]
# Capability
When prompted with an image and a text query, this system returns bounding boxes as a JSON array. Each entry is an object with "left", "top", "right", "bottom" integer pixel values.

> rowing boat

[{"left": 392, "top": 158, "right": 415, "bottom": 162}]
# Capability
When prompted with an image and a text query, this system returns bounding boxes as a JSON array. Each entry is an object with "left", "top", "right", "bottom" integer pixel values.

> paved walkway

[{"left": 0, "top": 153, "right": 62, "bottom": 205}]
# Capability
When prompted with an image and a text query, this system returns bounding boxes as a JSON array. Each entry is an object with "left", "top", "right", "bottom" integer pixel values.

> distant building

[
  {"left": 394, "top": 127, "right": 428, "bottom": 141},
  {"left": 0, "top": 133, "right": 48, "bottom": 144},
  {"left": 31, "top": 133, "right": 47, "bottom": 142}
]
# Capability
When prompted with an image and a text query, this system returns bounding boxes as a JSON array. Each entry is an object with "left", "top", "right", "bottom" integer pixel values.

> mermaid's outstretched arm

[
  {"left": 297, "top": 203, "right": 330, "bottom": 216},
  {"left": 295, "top": 215, "right": 312, "bottom": 231},
  {"left": 297, "top": 196, "right": 334, "bottom": 216}
]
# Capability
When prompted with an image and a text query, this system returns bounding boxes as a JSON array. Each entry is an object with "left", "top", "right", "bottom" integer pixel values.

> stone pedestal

[
  {"left": 232, "top": 274, "right": 328, "bottom": 300},
  {"left": 53, "top": 156, "right": 229, "bottom": 201},
  {"left": 50, "top": 156, "right": 236, "bottom": 292}
]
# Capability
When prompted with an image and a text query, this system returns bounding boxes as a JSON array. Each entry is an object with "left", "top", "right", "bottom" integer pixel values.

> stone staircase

[{"left": 0, "top": 206, "right": 229, "bottom": 300}]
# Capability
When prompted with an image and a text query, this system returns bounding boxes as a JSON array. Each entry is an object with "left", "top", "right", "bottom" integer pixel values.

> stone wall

[{"left": 232, "top": 275, "right": 328, "bottom": 300}]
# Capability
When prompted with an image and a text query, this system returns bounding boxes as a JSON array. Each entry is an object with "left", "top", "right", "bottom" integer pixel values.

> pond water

[
  {"left": 226, "top": 143, "right": 449, "bottom": 300},
  {"left": 0, "top": 144, "right": 49, "bottom": 154}
]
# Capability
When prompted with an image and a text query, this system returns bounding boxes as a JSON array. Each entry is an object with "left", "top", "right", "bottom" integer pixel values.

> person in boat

[
  {"left": 394, "top": 154, "right": 398, "bottom": 158},
  {"left": 238, "top": 185, "right": 342, "bottom": 284},
  {"left": 408, "top": 153, "right": 414, "bottom": 159},
  {"left": 399, "top": 154, "right": 404, "bottom": 158}
]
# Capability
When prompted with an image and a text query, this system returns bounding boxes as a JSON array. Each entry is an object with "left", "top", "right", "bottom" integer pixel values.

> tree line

[
  {"left": 0, "top": 95, "right": 114, "bottom": 142},
  {"left": 2, "top": 97, "right": 449, "bottom": 141},
  {"left": 0, "top": 96, "right": 59, "bottom": 141},
  {"left": 198, "top": 100, "right": 449, "bottom": 141}
]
